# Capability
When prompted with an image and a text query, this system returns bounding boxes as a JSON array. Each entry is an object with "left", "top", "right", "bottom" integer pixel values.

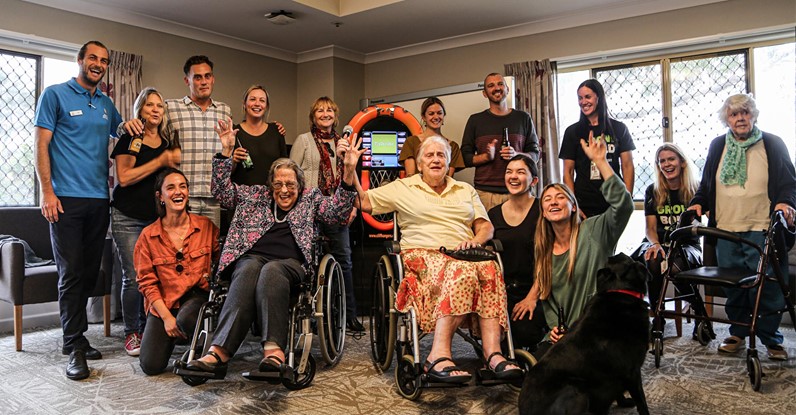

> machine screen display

[{"left": 361, "top": 131, "right": 406, "bottom": 168}]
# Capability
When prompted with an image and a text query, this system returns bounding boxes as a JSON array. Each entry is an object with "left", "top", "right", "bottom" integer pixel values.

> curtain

[
  {"left": 504, "top": 59, "right": 559, "bottom": 189},
  {"left": 100, "top": 49, "right": 142, "bottom": 191}
]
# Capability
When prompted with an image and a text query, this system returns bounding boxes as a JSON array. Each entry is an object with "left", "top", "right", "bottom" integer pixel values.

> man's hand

[
  {"left": 500, "top": 143, "right": 515, "bottom": 160},
  {"left": 41, "top": 191, "right": 63, "bottom": 223},
  {"left": 485, "top": 139, "right": 498, "bottom": 161},
  {"left": 122, "top": 118, "right": 144, "bottom": 136}
]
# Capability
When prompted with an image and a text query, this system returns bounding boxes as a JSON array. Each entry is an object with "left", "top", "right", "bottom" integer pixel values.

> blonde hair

[
  {"left": 652, "top": 143, "right": 699, "bottom": 208},
  {"left": 309, "top": 96, "right": 339, "bottom": 129},
  {"left": 534, "top": 183, "right": 581, "bottom": 300},
  {"left": 132, "top": 87, "right": 169, "bottom": 144}
]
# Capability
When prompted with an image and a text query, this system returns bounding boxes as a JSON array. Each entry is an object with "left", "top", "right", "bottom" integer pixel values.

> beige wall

[
  {"left": 364, "top": 0, "right": 796, "bottom": 98},
  {"left": 333, "top": 57, "right": 365, "bottom": 126},
  {"left": 294, "top": 57, "right": 364, "bottom": 140},
  {"left": 0, "top": 0, "right": 298, "bottom": 134}
]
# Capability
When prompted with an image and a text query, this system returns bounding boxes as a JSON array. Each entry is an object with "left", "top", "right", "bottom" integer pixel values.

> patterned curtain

[
  {"left": 101, "top": 50, "right": 143, "bottom": 191},
  {"left": 504, "top": 59, "right": 559, "bottom": 189}
]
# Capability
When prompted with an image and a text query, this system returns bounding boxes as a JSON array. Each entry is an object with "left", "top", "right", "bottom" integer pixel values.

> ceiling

[{"left": 23, "top": 0, "right": 726, "bottom": 63}]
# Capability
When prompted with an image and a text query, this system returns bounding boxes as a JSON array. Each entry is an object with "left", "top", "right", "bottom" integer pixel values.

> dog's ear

[{"left": 596, "top": 264, "right": 615, "bottom": 291}]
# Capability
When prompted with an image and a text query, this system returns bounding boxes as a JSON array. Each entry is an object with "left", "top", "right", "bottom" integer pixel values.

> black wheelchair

[
  {"left": 369, "top": 237, "right": 536, "bottom": 400},
  {"left": 651, "top": 210, "right": 796, "bottom": 391},
  {"left": 173, "top": 239, "right": 347, "bottom": 390}
]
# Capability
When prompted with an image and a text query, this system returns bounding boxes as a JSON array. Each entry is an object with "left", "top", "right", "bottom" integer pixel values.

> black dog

[{"left": 519, "top": 253, "right": 651, "bottom": 415}]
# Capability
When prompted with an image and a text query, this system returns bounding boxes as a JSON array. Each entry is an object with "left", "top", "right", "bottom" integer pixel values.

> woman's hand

[
  {"left": 342, "top": 135, "right": 366, "bottom": 185},
  {"left": 774, "top": 203, "right": 795, "bottom": 228},
  {"left": 214, "top": 117, "right": 239, "bottom": 157},
  {"left": 580, "top": 130, "right": 607, "bottom": 162},
  {"left": 160, "top": 148, "right": 181, "bottom": 168},
  {"left": 163, "top": 314, "right": 186, "bottom": 339},
  {"left": 336, "top": 137, "right": 350, "bottom": 158},
  {"left": 231, "top": 147, "right": 249, "bottom": 164},
  {"left": 511, "top": 296, "right": 537, "bottom": 321},
  {"left": 644, "top": 243, "right": 664, "bottom": 261},
  {"left": 549, "top": 326, "right": 564, "bottom": 343}
]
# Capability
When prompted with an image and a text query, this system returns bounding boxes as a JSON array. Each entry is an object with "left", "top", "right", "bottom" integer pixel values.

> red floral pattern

[{"left": 395, "top": 248, "right": 508, "bottom": 334}]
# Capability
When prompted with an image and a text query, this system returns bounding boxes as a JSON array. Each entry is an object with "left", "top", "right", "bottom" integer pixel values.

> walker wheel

[
  {"left": 747, "top": 355, "right": 762, "bottom": 391},
  {"left": 653, "top": 337, "right": 663, "bottom": 368}
]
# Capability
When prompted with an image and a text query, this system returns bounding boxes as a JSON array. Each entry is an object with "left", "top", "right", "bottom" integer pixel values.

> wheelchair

[
  {"left": 369, "top": 236, "right": 537, "bottom": 400},
  {"left": 651, "top": 210, "right": 796, "bottom": 391},
  {"left": 173, "top": 238, "right": 347, "bottom": 390}
]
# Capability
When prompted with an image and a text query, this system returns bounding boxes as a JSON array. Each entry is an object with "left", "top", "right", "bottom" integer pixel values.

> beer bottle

[{"left": 127, "top": 117, "right": 145, "bottom": 155}]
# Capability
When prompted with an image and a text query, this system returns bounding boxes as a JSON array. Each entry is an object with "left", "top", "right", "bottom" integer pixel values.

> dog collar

[{"left": 606, "top": 289, "right": 645, "bottom": 300}]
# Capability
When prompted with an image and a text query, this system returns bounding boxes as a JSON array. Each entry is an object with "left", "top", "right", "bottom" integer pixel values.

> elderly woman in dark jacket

[
  {"left": 185, "top": 119, "right": 364, "bottom": 378},
  {"left": 689, "top": 93, "right": 796, "bottom": 361}
]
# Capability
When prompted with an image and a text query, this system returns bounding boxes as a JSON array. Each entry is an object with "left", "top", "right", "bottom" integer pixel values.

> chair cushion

[
  {"left": 672, "top": 266, "right": 757, "bottom": 288},
  {"left": 22, "top": 264, "right": 60, "bottom": 305}
]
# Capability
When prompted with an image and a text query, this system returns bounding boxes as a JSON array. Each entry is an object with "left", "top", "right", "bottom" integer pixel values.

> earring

[{"left": 161, "top": 201, "right": 165, "bottom": 206}]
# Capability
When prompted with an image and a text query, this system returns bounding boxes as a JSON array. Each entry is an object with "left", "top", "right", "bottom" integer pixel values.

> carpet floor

[{"left": 0, "top": 319, "right": 794, "bottom": 414}]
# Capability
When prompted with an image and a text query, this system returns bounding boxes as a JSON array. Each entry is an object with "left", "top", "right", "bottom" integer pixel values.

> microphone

[
  {"left": 88, "top": 102, "right": 96, "bottom": 109},
  {"left": 342, "top": 125, "right": 354, "bottom": 143}
]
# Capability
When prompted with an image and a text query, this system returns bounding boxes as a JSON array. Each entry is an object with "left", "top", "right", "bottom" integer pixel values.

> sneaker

[
  {"left": 124, "top": 333, "right": 141, "bottom": 356},
  {"left": 718, "top": 335, "right": 745, "bottom": 354},
  {"left": 767, "top": 344, "right": 788, "bottom": 361}
]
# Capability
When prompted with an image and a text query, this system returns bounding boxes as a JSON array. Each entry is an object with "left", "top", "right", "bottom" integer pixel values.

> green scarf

[{"left": 719, "top": 126, "right": 762, "bottom": 188}]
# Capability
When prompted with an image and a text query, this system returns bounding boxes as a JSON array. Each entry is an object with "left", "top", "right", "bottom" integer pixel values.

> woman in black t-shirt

[
  {"left": 229, "top": 85, "right": 287, "bottom": 185},
  {"left": 634, "top": 143, "right": 712, "bottom": 340},
  {"left": 110, "top": 86, "right": 181, "bottom": 356},
  {"left": 559, "top": 79, "right": 635, "bottom": 217},
  {"left": 487, "top": 154, "right": 545, "bottom": 350}
]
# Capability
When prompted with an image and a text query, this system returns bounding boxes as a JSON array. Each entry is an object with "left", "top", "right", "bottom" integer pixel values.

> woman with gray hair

[
  {"left": 689, "top": 93, "right": 796, "bottom": 361},
  {"left": 353, "top": 135, "right": 522, "bottom": 383},
  {"left": 110, "top": 86, "right": 181, "bottom": 356},
  {"left": 184, "top": 120, "right": 364, "bottom": 379}
]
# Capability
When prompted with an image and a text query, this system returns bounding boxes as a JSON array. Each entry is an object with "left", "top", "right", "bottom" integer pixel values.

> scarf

[
  {"left": 719, "top": 126, "right": 762, "bottom": 188},
  {"left": 311, "top": 125, "right": 343, "bottom": 196}
]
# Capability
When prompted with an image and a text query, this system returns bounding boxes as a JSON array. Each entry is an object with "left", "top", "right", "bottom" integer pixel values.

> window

[
  {"left": 0, "top": 51, "right": 73, "bottom": 207},
  {"left": 0, "top": 50, "right": 39, "bottom": 206}
]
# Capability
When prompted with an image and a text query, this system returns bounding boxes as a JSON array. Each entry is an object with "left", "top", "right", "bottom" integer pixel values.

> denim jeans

[
  {"left": 319, "top": 221, "right": 357, "bottom": 316},
  {"left": 188, "top": 196, "right": 221, "bottom": 229},
  {"left": 51, "top": 197, "right": 110, "bottom": 352},
  {"left": 111, "top": 208, "right": 154, "bottom": 336},
  {"left": 717, "top": 231, "right": 788, "bottom": 346}
]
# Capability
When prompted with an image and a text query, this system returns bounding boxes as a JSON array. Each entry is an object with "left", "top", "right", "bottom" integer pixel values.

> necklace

[{"left": 273, "top": 200, "right": 288, "bottom": 223}]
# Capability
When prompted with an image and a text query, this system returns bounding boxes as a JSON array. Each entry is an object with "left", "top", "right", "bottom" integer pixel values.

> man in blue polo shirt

[{"left": 34, "top": 40, "right": 122, "bottom": 381}]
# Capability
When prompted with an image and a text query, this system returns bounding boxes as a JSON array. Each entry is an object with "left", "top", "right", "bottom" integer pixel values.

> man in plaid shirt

[{"left": 122, "top": 55, "right": 230, "bottom": 226}]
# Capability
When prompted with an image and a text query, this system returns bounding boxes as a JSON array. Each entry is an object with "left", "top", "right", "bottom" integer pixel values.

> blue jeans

[
  {"left": 51, "top": 197, "right": 110, "bottom": 352},
  {"left": 319, "top": 221, "right": 357, "bottom": 316},
  {"left": 717, "top": 231, "right": 787, "bottom": 346},
  {"left": 111, "top": 208, "right": 153, "bottom": 336}
]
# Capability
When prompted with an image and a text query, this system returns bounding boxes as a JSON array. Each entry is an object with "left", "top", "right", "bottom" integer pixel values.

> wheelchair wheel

[
  {"left": 394, "top": 355, "right": 422, "bottom": 400},
  {"left": 317, "top": 254, "right": 346, "bottom": 366},
  {"left": 370, "top": 255, "right": 397, "bottom": 372},
  {"left": 507, "top": 349, "right": 536, "bottom": 390},
  {"left": 653, "top": 337, "right": 663, "bottom": 368},
  {"left": 747, "top": 355, "right": 762, "bottom": 391},
  {"left": 283, "top": 352, "right": 316, "bottom": 391},
  {"left": 695, "top": 321, "right": 712, "bottom": 346}
]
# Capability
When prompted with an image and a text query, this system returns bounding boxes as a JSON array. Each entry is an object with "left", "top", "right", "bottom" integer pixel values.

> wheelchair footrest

[
  {"left": 241, "top": 370, "right": 283, "bottom": 384},
  {"left": 173, "top": 361, "right": 226, "bottom": 380},
  {"left": 474, "top": 368, "right": 523, "bottom": 386}
]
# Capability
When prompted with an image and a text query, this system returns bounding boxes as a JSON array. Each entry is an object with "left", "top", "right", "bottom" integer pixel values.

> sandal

[
  {"left": 424, "top": 357, "right": 471, "bottom": 384},
  {"left": 258, "top": 354, "right": 285, "bottom": 373},
  {"left": 186, "top": 350, "right": 228, "bottom": 378},
  {"left": 485, "top": 352, "right": 523, "bottom": 380}
]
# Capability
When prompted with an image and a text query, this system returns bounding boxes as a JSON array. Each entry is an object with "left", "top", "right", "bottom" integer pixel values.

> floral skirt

[{"left": 395, "top": 248, "right": 508, "bottom": 334}]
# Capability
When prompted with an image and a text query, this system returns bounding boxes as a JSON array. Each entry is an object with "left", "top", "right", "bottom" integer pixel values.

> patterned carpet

[{"left": 0, "top": 320, "right": 794, "bottom": 414}]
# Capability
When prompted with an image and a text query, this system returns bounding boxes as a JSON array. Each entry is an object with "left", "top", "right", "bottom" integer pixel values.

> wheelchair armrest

[
  {"left": 384, "top": 240, "right": 401, "bottom": 255},
  {"left": 0, "top": 241, "right": 26, "bottom": 303},
  {"left": 486, "top": 239, "right": 503, "bottom": 253}
]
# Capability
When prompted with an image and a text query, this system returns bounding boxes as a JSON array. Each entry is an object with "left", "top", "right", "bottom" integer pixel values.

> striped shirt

[{"left": 164, "top": 96, "right": 231, "bottom": 198}]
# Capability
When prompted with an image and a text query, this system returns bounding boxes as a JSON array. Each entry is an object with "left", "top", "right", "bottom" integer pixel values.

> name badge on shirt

[{"left": 69, "top": 110, "right": 83, "bottom": 117}]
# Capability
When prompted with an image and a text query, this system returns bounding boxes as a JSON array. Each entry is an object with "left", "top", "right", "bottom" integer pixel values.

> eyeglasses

[
  {"left": 176, "top": 251, "right": 184, "bottom": 273},
  {"left": 272, "top": 181, "right": 298, "bottom": 191}
]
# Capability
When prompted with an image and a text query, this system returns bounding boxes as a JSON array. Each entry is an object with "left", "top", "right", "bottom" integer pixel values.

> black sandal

[
  {"left": 485, "top": 352, "right": 523, "bottom": 380},
  {"left": 258, "top": 354, "right": 285, "bottom": 373},
  {"left": 424, "top": 357, "right": 471, "bottom": 384},
  {"left": 186, "top": 350, "right": 228, "bottom": 378}
]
